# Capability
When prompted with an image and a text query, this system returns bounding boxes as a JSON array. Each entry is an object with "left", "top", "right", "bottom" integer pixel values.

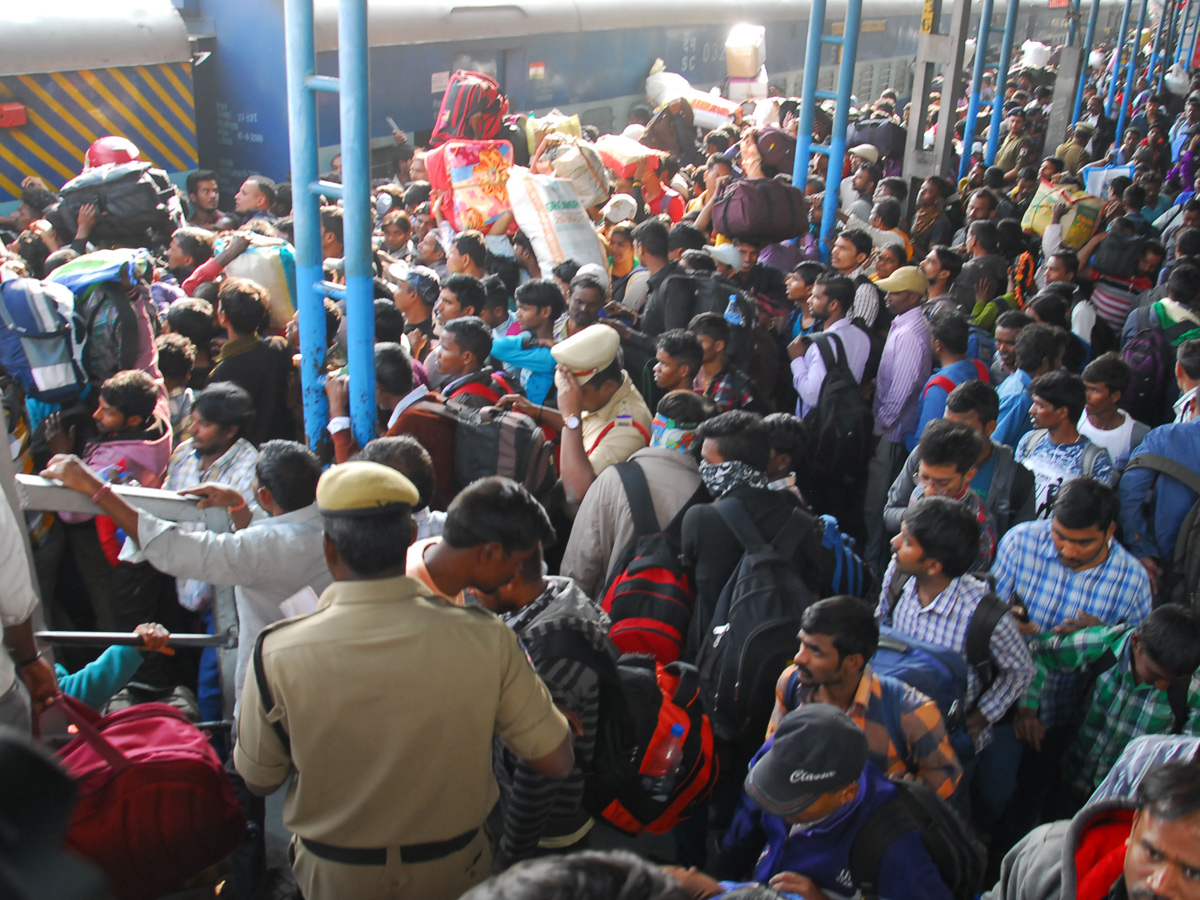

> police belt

[{"left": 300, "top": 828, "right": 478, "bottom": 866}]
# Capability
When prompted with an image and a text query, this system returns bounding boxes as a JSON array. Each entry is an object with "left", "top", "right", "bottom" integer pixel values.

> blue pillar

[
  {"left": 282, "top": 0, "right": 327, "bottom": 451},
  {"left": 986, "top": 0, "right": 1021, "bottom": 165},
  {"left": 1068, "top": 0, "right": 1080, "bottom": 45},
  {"left": 820, "top": 0, "right": 863, "bottom": 260},
  {"left": 1116, "top": 0, "right": 1150, "bottom": 146},
  {"left": 961, "top": 0, "right": 996, "bottom": 178},
  {"left": 793, "top": 0, "right": 829, "bottom": 190},
  {"left": 1107, "top": 0, "right": 1134, "bottom": 116},
  {"left": 1176, "top": 0, "right": 1195, "bottom": 63},
  {"left": 337, "top": 0, "right": 376, "bottom": 450},
  {"left": 1148, "top": 0, "right": 1170, "bottom": 91},
  {"left": 1074, "top": 0, "right": 1102, "bottom": 124}
]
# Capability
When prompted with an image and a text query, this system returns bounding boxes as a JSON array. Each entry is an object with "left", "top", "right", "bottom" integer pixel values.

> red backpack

[
  {"left": 46, "top": 693, "right": 245, "bottom": 900},
  {"left": 600, "top": 462, "right": 706, "bottom": 665},
  {"left": 431, "top": 70, "right": 509, "bottom": 146},
  {"left": 528, "top": 630, "right": 718, "bottom": 836},
  {"left": 922, "top": 358, "right": 991, "bottom": 398}
]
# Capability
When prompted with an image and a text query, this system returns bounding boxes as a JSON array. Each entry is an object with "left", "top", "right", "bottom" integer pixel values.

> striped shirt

[
  {"left": 1091, "top": 735, "right": 1200, "bottom": 802},
  {"left": 873, "top": 306, "right": 933, "bottom": 443},
  {"left": 767, "top": 663, "right": 962, "bottom": 799},
  {"left": 993, "top": 520, "right": 1153, "bottom": 728},
  {"left": 1023, "top": 625, "right": 1200, "bottom": 798},
  {"left": 876, "top": 561, "right": 1036, "bottom": 748}
]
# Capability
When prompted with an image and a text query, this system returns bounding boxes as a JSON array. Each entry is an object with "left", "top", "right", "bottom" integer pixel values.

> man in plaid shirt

[
  {"left": 689, "top": 313, "right": 758, "bottom": 413},
  {"left": 1014, "top": 605, "right": 1200, "bottom": 816}
]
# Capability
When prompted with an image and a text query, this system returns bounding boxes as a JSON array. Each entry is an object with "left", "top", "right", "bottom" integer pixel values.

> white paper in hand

[{"left": 279, "top": 586, "right": 319, "bottom": 619}]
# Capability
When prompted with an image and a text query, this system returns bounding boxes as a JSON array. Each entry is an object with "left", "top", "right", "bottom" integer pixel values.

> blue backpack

[
  {"left": 0, "top": 278, "right": 87, "bottom": 404},
  {"left": 873, "top": 573, "right": 1009, "bottom": 762},
  {"left": 818, "top": 514, "right": 872, "bottom": 599}
]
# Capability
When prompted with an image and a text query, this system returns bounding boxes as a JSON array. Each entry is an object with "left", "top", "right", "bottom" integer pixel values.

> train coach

[{"left": 0, "top": 0, "right": 1126, "bottom": 206}]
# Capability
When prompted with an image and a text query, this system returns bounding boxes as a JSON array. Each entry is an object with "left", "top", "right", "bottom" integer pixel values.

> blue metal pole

[
  {"left": 338, "top": 0, "right": 376, "bottom": 451},
  {"left": 1074, "top": 0, "right": 1102, "bottom": 124},
  {"left": 1108, "top": 0, "right": 1134, "bottom": 115},
  {"left": 986, "top": 0, "right": 1020, "bottom": 165},
  {"left": 1148, "top": 0, "right": 1170, "bottom": 91},
  {"left": 1116, "top": 0, "right": 1150, "bottom": 146},
  {"left": 793, "top": 0, "right": 829, "bottom": 189},
  {"left": 1069, "top": 0, "right": 1080, "bottom": 45},
  {"left": 282, "top": 0, "right": 328, "bottom": 451},
  {"left": 1176, "top": 0, "right": 1195, "bottom": 63},
  {"left": 821, "top": 0, "right": 863, "bottom": 260},
  {"left": 960, "top": 0, "right": 996, "bottom": 178}
]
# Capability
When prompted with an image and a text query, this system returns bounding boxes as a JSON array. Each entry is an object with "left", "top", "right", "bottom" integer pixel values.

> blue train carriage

[{"left": 0, "top": 0, "right": 197, "bottom": 206}]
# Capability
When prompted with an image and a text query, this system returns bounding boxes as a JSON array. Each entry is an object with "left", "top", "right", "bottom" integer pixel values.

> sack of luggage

[
  {"left": 1121, "top": 302, "right": 1193, "bottom": 426},
  {"left": 0, "top": 276, "right": 87, "bottom": 404},
  {"left": 849, "top": 777, "right": 987, "bottom": 900},
  {"left": 536, "top": 134, "right": 609, "bottom": 209},
  {"left": 424, "top": 139, "right": 515, "bottom": 231},
  {"left": 529, "top": 628, "right": 719, "bottom": 836},
  {"left": 711, "top": 178, "right": 808, "bottom": 243},
  {"left": 754, "top": 127, "right": 796, "bottom": 177},
  {"left": 47, "top": 693, "right": 245, "bottom": 900},
  {"left": 642, "top": 98, "right": 700, "bottom": 162},
  {"left": 431, "top": 70, "right": 509, "bottom": 146},
  {"left": 873, "top": 573, "right": 1010, "bottom": 761},
  {"left": 697, "top": 499, "right": 818, "bottom": 741},
  {"left": 52, "top": 161, "right": 184, "bottom": 246},
  {"left": 600, "top": 463, "right": 707, "bottom": 664},
  {"left": 594, "top": 134, "right": 669, "bottom": 182},
  {"left": 1124, "top": 454, "right": 1200, "bottom": 611}
]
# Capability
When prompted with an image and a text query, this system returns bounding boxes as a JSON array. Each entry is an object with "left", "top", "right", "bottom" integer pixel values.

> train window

[
  {"left": 452, "top": 52, "right": 501, "bottom": 84},
  {"left": 579, "top": 106, "right": 614, "bottom": 136}
]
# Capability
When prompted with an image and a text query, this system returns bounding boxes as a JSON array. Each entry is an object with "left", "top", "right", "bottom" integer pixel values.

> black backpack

[
  {"left": 801, "top": 332, "right": 874, "bottom": 522},
  {"left": 528, "top": 628, "right": 719, "bottom": 836},
  {"left": 849, "top": 778, "right": 987, "bottom": 900},
  {"left": 1123, "top": 453, "right": 1200, "bottom": 612},
  {"left": 52, "top": 161, "right": 184, "bottom": 247},
  {"left": 696, "top": 499, "right": 818, "bottom": 741},
  {"left": 1121, "top": 303, "right": 1192, "bottom": 427},
  {"left": 599, "top": 463, "right": 707, "bottom": 664}
]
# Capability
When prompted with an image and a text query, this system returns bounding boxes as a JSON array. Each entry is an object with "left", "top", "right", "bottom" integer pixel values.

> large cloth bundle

[
  {"left": 219, "top": 234, "right": 298, "bottom": 332},
  {"left": 425, "top": 139, "right": 514, "bottom": 232},
  {"left": 506, "top": 167, "right": 605, "bottom": 274},
  {"left": 430, "top": 69, "right": 508, "bottom": 146},
  {"left": 645, "top": 60, "right": 740, "bottom": 131},
  {"left": 533, "top": 134, "right": 609, "bottom": 209},
  {"left": 1021, "top": 179, "right": 1107, "bottom": 250},
  {"left": 594, "top": 134, "right": 669, "bottom": 182},
  {"left": 53, "top": 161, "right": 184, "bottom": 246}
]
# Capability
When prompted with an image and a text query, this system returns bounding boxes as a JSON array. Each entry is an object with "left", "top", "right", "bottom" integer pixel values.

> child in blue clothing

[{"left": 54, "top": 623, "right": 173, "bottom": 711}]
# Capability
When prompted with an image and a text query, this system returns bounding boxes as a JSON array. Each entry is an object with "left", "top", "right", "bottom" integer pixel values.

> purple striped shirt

[{"left": 873, "top": 306, "right": 933, "bottom": 443}]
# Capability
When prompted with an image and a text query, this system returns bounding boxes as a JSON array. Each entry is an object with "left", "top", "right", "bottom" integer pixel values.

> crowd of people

[{"left": 1, "top": 27, "right": 1200, "bottom": 900}]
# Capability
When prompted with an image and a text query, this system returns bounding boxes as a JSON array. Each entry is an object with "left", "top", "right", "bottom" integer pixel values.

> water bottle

[
  {"left": 723, "top": 294, "right": 745, "bottom": 327},
  {"left": 641, "top": 723, "right": 686, "bottom": 802}
]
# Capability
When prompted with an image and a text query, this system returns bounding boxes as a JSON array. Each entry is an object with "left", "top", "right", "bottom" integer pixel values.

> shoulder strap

[
  {"left": 813, "top": 331, "right": 851, "bottom": 376},
  {"left": 770, "top": 508, "right": 817, "bottom": 561},
  {"left": 965, "top": 589, "right": 1010, "bottom": 669},
  {"left": 922, "top": 374, "right": 958, "bottom": 399},
  {"left": 1126, "top": 453, "right": 1200, "bottom": 496},
  {"left": 973, "top": 358, "right": 991, "bottom": 382},
  {"left": 1168, "top": 678, "right": 1191, "bottom": 734},
  {"left": 1080, "top": 442, "right": 1104, "bottom": 478},
  {"left": 527, "top": 628, "right": 621, "bottom": 689},
  {"left": 615, "top": 462, "right": 660, "bottom": 538},
  {"left": 252, "top": 629, "right": 291, "bottom": 755},
  {"left": 848, "top": 792, "right": 918, "bottom": 899},
  {"left": 453, "top": 380, "right": 500, "bottom": 403},
  {"left": 664, "top": 481, "right": 711, "bottom": 533},
  {"left": 876, "top": 676, "right": 915, "bottom": 775},
  {"left": 715, "top": 497, "right": 769, "bottom": 554}
]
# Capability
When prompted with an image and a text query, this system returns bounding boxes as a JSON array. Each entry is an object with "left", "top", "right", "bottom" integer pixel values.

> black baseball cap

[{"left": 744, "top": 705, "right": 868, "bottom": 818}]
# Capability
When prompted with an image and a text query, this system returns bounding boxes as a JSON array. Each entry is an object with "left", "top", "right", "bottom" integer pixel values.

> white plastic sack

[
  {"left": 645, "top": 59, "right": 739, "bottom": 130},
  {"left": 218, "top": 234, "right": 298, "bottom": 331},
  {"left": 537, "top": 135, "right": 609, "bottom": 209},
  {"left": 1166, "top": 63, "right": 1190, "bottom": 97},
  {"left": 506, "top": 167, "right": 605, "bottom": 275},
  {"left": 1021, "top": 40, "right": 1050, "bottom": 68},
  {"left": 1085, "top": 164, "right": 1134, "bottom": 200}
]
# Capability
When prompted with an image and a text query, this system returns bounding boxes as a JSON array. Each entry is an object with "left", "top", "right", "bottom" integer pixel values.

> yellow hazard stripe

[
  {"left": 0, "top": 168, "right": 21, "bottom": 200},
  {"left": 132, "top": 65, "right": 194, "bottom": 139},
  {"left": 17, "top": 74, "right": 99, "bottom": 145},
  {"left": 77, "top": 70, "right": 184, "bottom": 171},
  {"left": 108, "top": 68, "right": 192, "bottom": 160},
  {"left": 22, "top": 106, "right": 89, "bottom": 170},
  {"left": 0, "top": 142, "right": 38, "bottom": 197},
  {"left": 7, "top": 127, "right": 75, "bottom": 182},
  {"left": 159, "top": 64, "right": 193, "bottom": 113}
]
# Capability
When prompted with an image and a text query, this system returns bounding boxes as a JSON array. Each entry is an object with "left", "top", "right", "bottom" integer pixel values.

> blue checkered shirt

[
  {"left": 993, "top": 520, "right": 1153, "bottom": 728},
  {"left": 876, "top": 560, "right": 1035, "bottom": 749}
]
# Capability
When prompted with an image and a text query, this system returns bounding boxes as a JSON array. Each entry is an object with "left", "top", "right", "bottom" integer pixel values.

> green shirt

[{"left": 1022, "top": 625, "right": 1200, "bottom": 798}]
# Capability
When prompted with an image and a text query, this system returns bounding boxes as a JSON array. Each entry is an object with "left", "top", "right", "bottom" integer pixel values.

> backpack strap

[
  {"left": 526, "top": 627, "right": 622, "bottom": 689},
  {"left": 964, "top": 589, "right": 1010, "bottom": 670},
  {"left": 587, "top": 419, "right": 651, "bottom": 456},
  {"left": 1168, "top": 678, "right": 1191, "bottom": 734},
  {"left": 615, "top": 462, "right": 660, "bottom": 539},
  {"left": 252, "top": 629, "right": 291, "bottom": 755},
  {"left": 876, "top": 675, "right": 915, "bottom": 775},
  {"left": 1080, "top": 442, "right": 1105, "bottom": 480},
  {"left": 972, "top": 358, "right": 991, "bottom": 382},
  {"left": 848, "top": 793, "right": 919, "bottom": 900},
  {"left": 715, "top": 497, "right": 769, "bottom": 554},
  {"left": 922, "top": 374, "right": 958, "bottom": 399},
  {"left": 812, "top": 331, "right": 851, "bottom": 377},
  {"left": 1125, "top": 453, "right": 1200, "bottom": 497}
]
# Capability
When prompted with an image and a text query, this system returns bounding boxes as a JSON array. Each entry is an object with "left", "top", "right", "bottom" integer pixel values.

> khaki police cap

[
  {"left": 317, "top": 460, "right": 420, "bottom": 517},
  {"left": 874, "top": 265, "right": 928, "bottom": 295},
  {"left": 551, "top": 323, "right": 620, "bottom": 385}
]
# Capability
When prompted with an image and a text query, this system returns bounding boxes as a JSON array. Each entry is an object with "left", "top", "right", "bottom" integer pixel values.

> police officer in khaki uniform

[
  {"left": 550, "top": 323, "right": 653, "bottom": 504},
  {"left": 234, "top": 462, "right": 573, "bottom": 900}
]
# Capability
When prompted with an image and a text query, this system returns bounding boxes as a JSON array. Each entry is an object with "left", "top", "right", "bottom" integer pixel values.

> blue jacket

[
  {"left": 994, "top": 369, "right": 1034, "bottom": 448},
  {"left": 721, "top": 757, "right": 952, "bottom": 900},
  {"left": 1118, "top": 421, "right": 1200, "bottom": 561},
  {"left": 489, "top": 335, "right": 556, "bottom": 406},
  {"left": 909, "top": 358, "right": 991, "bottom": 451},
  {"left": 55, "top": 646, "right": 144, "bottom": 711}
]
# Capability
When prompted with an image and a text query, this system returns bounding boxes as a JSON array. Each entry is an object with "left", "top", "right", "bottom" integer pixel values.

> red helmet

[{"left": 84, "top": 136, "right": 140, "bottom": 170}]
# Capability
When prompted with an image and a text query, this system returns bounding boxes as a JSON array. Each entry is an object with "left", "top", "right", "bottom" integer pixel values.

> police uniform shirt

[
  {"left": 994, "top": 133, "right": 1033, "bottom": 172},
  {"left": 580, "top": 371, "right": 653, "bottom": 475},
  {"left": 234, "top": 574, "right": 570, "bottom": 846}
]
